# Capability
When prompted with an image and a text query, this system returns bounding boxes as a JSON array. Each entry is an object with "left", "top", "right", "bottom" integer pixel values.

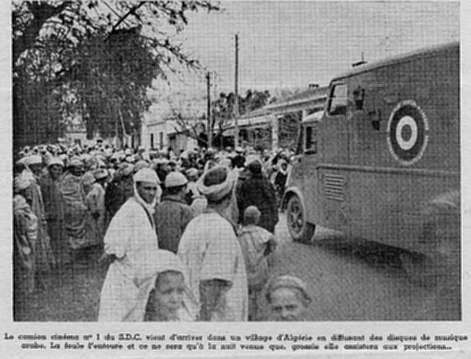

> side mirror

[
  {"left": 353, "top": 87, "right": 365, "bottom": 110},
  {"left": 367, "top": 109, "right": 382, "bottom": 131}
]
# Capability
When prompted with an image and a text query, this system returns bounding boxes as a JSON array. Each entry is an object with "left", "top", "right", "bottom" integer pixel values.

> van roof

[{"left": 331, "top": 41, "right": 459, "bottom": 82}]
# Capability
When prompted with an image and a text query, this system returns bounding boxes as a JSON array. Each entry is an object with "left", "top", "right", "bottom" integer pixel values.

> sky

[{"left": 160, "top": 1, "right": 459, "bottom": 96}]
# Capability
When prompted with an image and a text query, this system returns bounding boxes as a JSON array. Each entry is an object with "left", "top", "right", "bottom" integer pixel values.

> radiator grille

[{"left": 323, "top": 173, "right": 345, "bottom": 201}]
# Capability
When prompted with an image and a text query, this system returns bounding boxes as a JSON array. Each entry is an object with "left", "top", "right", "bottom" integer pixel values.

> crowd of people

[{"left": 13, "top": 140, "right": 311, "bottom": 321}]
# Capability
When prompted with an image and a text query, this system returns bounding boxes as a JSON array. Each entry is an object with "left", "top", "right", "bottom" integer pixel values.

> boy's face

[
  {"left": 150, "top": 271, "right": 185, "bottom": 316},
  {"left": 268, "top": 287, "right": 307, "bottom": 321},
  {"left": 70, "top": 166, "right": 83, "bottom": 177},
  {"left": 29, "top": 163, "right": 43, "bottom": 177},
  {"left": 49, "top": 164, "right": 63, "bottom": 180}
]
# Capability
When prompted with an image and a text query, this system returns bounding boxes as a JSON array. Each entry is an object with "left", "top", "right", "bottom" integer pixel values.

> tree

[
  {"left": 13, "top": 0, "right": 220, "bottom": 150},
  {"left": 170, "top": 88, "right": 272, "bottom": 148},
  {"left": 278, "top": 111, "right": 301, "bottom": 149},
  {"left": 211, "top": 89, "right": 271, "bottom": 137}
]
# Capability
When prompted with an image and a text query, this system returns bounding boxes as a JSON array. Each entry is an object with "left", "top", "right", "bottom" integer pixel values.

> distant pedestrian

[
  {"left": 232, "top": 146, "right": 246, "bottom": 169},
  {"left": 236, "top": 159, "right": 279, "bottom": 233},
  {"left": 86, "top": 168, "right": 108, "bottom": 247},
  {"left": 22, "top": 156, "right": 56, "bottom": 272},
  {"left": 274, "top": 159, "right": 288, "bottom": 200},
  {"left": 154, "top": 172, "right": 194, "bottom": 254},
  {"left": 61, "top": 158, "right": 90, "bottom": 258},
  {"left": 185, "top": 168, "right": 207, "bottom": 216},
  {"left": 238, "top": 206, "right": 277, "bottom": 320},
  {"left": 104, "top": 163, "right": 134, "bottom": 222},
  {"left": 39, "top": 157, "right": 70, "bottom": 267},
  {"left": 13, "top": 178, "right": 38, "bottom": 319}
]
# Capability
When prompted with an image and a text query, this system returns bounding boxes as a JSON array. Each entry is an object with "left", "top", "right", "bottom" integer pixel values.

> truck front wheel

[{"left": 286, "top": 194, "right": 315, "bottom": 243}]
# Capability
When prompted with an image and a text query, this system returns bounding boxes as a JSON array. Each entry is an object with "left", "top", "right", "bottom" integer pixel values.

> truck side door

[
  {"left": 301, "top": 120, "right": 320, "bottom": 223},
  {"left": 317, "top": 82, "right": 350, "bottom": 233}
]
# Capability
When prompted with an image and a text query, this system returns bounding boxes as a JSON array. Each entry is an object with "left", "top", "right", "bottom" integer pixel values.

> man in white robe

[
  {"left": 98, "top": 168, "right": 160, "bottom": 321},
  {"left": 178, "top": 166, "right": 248, "bottom": 321}
]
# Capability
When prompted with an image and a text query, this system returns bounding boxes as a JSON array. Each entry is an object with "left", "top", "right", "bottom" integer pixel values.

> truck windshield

[
  {"left": 295, "top": 125, "right": 303, "bottom": 154},
  {"left": 304, "top": 124, "right": 317, "bottom": 154},
  {"left": 328, "top": 84, "right": 347, "bottom": 115}
]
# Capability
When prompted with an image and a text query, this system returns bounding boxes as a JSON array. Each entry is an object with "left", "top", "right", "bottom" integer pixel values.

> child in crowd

[
  {"left": 125, "top": 250, "right": 197, "bottom": 322},
  {"left": 237, "top": 206, "right": 277, "bottom": 320}
]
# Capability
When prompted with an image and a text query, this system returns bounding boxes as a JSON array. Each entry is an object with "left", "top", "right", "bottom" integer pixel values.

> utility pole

[
  {"left": 206, "top": 71, "right": 212, "bottom": 148},
  {"left": 234, "top": 34, "right": 240, "bottom": 148}
]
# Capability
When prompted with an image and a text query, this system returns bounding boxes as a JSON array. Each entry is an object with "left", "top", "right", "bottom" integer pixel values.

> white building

[
  {"left": 141, "top": 90, "right": 206, "bottom": 152},
  {"left": 142, "top": 117, "right": 201, "bottom": 153},
  {"left": 64, "top": 116, "right": 105, "bottom": 147}
]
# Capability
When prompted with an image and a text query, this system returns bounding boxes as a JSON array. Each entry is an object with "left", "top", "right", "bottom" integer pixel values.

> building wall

[
  {"left": 65, "top": 131, "right": 87, "bottom": 146},
  {"left": 145, "top": 122, "right": 168, "bottom": 150},
  {"left": 144, "top": 120, "right": 198, "bottom": 153},
  {"left": 64, "top": 131, "right": 107, "bottom": 147}
]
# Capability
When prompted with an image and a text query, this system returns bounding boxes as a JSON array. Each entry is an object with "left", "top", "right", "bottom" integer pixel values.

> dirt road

[
  {"left": 268, "top": 215, "right": 460, "bottom": 320},
  {"left": 18, "top": 214, "right": 460, "bottom": 321}
]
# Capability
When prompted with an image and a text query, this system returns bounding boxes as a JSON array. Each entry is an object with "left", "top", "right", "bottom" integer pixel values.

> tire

[{"left": 286, "top": 194, "right": 315, "bottom": 243}]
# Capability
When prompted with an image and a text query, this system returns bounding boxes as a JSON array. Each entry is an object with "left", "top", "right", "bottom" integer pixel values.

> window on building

[
  {"left": 159, "top": 132, "right": 163, "bottom": 150},
  {"left": 304, "top": 124, "right": 317, "bottom": 154},
  {"left": 327, "top": 84, "right": 347, "bottom": 116},
  {"left": 150, "top": 133, "right": 154, "bottom": 149}
]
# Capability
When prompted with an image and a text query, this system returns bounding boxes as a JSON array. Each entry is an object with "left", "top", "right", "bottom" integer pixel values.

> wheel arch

[
  {"left": 417, "top": 189, "right": 461, "bottom": 254},
  {"left": 281, "top": 187, "right": 306, "bottom": 211}
]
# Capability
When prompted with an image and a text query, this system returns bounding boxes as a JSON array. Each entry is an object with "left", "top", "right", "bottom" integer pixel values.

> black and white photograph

[{"left": 11, "top": 0, "right": 461, "bottom": 327}]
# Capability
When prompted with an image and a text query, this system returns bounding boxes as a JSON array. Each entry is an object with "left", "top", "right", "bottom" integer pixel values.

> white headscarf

[
  {"left": 124, "top": 250, "right": 198, "bottom": 321},
  {"left": 14, "top": 173, "right": 33, "bottom": 193},
  {"left": 133, "top": 168, "right": 161, "bottom": 214},
  {"left": 24, "top": 154, "right": 42, "bottom": 166}
]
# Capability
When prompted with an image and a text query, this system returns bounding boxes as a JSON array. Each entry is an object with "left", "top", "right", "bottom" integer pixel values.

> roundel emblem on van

[{"left": 387, "top": 100, "right": 429, "bottom": 166}]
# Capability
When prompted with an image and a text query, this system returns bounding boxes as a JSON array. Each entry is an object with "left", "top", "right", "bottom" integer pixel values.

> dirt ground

[{"left": 16, "top": 215, "right": 461, "bottom": 321}]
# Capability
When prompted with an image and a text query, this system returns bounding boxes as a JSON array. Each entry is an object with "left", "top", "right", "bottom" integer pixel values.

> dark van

[{"left": 283, "top": 42, "right": 460, "bottom": 285}]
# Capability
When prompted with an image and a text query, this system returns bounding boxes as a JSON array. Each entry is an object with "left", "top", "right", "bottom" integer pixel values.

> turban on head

[
  {"left": 197, "top": 166, "right": 235, "bottom": 202},
  {"left": 119, "top": 163, "right": 135, "bottom": 177},
  {"left": 165, "top": 171, "right": 188, "bottom": 188},
  {"left": 69, "top": 157, "right": 83, "bottom": 168},
  {"left": 134, "top": 160, "right": 150, "bottom": 172},
  {"left": 94, "top": 168, "right": 108, "bottom": 180},
  {"left": 81, "top": 172, "right": 96, "bottom": 187},
  {"left": 185, "top": 168, "right": 199, "bottom": 179},
  {"left": 48, "top": 157, "right": 64, "bottom": 168},
  {"left": 24, "top": 154, "right": 42, "bottom": 166}
]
